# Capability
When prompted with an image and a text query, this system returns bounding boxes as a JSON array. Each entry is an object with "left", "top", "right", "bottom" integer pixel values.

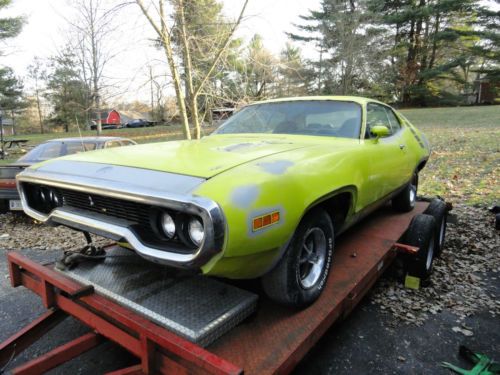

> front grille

[
  {"left": 61, "top": 188, "right": 152, "bottom": 227},
  {"left": 22, "top": 182, "right": 195, "bottom": 254}
]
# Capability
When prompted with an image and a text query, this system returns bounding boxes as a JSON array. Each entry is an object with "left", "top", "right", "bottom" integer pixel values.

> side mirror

[{"left": 370, "top": 124, "right": 390, "bottom": 139}]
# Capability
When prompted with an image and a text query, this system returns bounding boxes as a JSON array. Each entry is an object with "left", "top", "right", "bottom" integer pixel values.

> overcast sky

[{"left": 0, "top": 0, "right": 321, "bottom": 103}]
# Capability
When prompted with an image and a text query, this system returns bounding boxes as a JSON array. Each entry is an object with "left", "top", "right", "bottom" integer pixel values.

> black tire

[
  {"left": 496, "top": 213, "right": 500, "bottom": 230},
  {"left": 261, "top": 208, "right": 334, "bottom": 308},
  {"left": 392, "top": 173, "right": 418, "bottom": 212},
  {"left": 423, "top": 199, "right": 448, "bottom": 257},
  {"left": 403, "top": 214, "right": 437, "bottom": 280}
]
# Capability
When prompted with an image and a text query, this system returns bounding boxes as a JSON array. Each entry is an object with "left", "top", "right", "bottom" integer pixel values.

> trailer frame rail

[{"left": 1, "top": 251, "right": 242, "bottom": 375}]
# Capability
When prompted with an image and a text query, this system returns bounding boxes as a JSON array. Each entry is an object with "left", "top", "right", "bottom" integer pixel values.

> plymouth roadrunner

[{"left": 17, "top": 97, "right": 430, "bottom": 307}]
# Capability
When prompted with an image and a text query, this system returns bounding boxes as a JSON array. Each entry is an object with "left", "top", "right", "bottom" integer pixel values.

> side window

[
  {"left": 83, "top": 143, "right": 97, "bottom": 151},
  {"left": 366, "top": 103, "right": 391, "bottom": 138},
  {"left": 384, "top": 108, "right": 401, "bottom": 134},
  {"left": 105, "top": 141, "right": 122, "bottom": 148},
  {"left": 64, "top": 143, "right": 86, "bottom": 155},
  {"left": 38, "top": 143, "right": 63, "bottom": 159},
  {"left": 120, "top": 140, "right": 135, "bottom": 146}
]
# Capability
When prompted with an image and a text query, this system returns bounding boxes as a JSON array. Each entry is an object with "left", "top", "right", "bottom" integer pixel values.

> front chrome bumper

[{"left": 17, "top": 162, "right": 226, "bottom": 268}]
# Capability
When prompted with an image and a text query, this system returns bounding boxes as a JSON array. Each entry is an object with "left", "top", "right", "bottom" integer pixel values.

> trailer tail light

[
  {"left": 252, "top": 211, "right": 280, "bottom": 231},
  {"left": 0, "top": 179, "right": 16, "bottom": 189}
]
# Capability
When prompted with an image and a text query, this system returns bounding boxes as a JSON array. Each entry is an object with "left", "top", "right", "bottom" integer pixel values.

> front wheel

[
  {"left": 261, "top": 208, "right": 334, "bottom": 308},
  {"left": 392, "top": 173, "right": 418, "bottom": 212}
]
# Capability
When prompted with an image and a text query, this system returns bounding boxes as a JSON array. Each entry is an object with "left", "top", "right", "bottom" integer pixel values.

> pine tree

[
  {"left": 368, "top": 0, "right": 486, "bottom": 105},
  {"left": 0, "top": 67, "right": 25, "bottom": 135},
  {"left": 290, "top": 0, "right": 387, "bottom": 96},
  {"left": 277, "top": 43, "right": 310, "bottom": 97},
  {"left": 45, "top": 49, "right": 89, "bottom": 132},
  {"left": 0, "top": 0, "right": 24, "bottom": 48}
]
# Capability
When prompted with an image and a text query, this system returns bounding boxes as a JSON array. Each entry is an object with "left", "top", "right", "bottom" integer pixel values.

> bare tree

[
  {"left": 136, "top": 0, "right": 249, "bottom": 139},
  {"left": 27, "top": 57, "right": 46, "bottom": 134},
  {"left": 65, "top": 0, "right": 123, "bottom": 134}
]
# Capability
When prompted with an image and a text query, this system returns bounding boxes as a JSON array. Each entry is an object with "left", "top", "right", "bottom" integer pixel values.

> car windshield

[
  {"left": 214, "top": 100, "right": 362, "bottom": 139},
  {"left": 18, "top": 141, "right": 97, "bottom": 163}
]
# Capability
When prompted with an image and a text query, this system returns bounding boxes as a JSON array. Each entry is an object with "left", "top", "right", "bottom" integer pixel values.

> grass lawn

[
  {"left": 400, "top": 105, "right": 499, "bottom": 206},
  {"left": 1, "top": 105, "right": 498, "bottom": 206}
]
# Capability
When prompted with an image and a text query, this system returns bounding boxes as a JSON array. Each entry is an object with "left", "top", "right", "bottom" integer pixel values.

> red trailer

[{"left": 0, "top": 201, "right": 447, "bottom": 374}]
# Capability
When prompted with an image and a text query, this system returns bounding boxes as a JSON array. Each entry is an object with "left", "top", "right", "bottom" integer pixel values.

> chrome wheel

[
  {"left": 298, "top": 227, "right": 327, "bottom": 289},
  {"left": 409, "top": 175, "right": 417, "bottom": 206},
  {"left": 409, "top": 185, "right": 416, "bottom": 204}
]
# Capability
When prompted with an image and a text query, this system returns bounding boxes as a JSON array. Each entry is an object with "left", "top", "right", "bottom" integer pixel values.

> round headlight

[
  {"left": 188, "top": 218, "right": 205, "bottom": 246},
  {"left": 160, "top": 212, "right": 176, "bottom": 239}
]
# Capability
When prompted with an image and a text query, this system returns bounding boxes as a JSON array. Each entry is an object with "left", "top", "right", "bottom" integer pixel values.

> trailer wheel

[
  {"left": 262, "top": 208, "right": 334, "bottom": 308},
  {"left": 403, "top": 214, "right": 437, "bottom": 280},
  {"left": 392, "top": 173, "right": 418, "bottom": 212},
  {"left": 423, "top": 199, "right": 448, "bottom": 257}
]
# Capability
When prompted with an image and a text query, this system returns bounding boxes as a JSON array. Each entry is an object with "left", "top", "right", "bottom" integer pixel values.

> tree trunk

[
  {"left": 428, "top": 12, "right": 440, "bottom": 70},
  {"left": 177, "top": 0, "right": 199, "bottom": 138},
  {"left": 35, "top": 86, "right": 44, "bottom": 134},
  {"left": 149, "top": 66, "right": 155, "bottom": 121},
  {"left": 11, "top": 110, "right": 15, "bottom": 136},
  {"left": 89, "top": 0, "right": 102, "bottom": 135},
  {"left": 190, "top": 95, "right": 201, "bottom": 139}
]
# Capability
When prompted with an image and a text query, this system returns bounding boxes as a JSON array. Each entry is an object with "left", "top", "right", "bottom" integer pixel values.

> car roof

[
  {"left": 248, "top": 95, "right": 388, "bottom": 107},
  {"left": 46, "top": 136, "right": 130, "bottom": 143}
]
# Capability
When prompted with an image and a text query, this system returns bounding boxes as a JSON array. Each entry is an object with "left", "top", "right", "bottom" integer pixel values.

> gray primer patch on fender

[
  {"left": 231, "top": 185, "right": 260, "bottom": 209},
  {"left": 258, "top": 160, "right": 294, "bottom": 175}
]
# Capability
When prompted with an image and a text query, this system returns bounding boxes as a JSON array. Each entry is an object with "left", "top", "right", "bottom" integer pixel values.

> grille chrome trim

[{"left": 17, "top": 167, "right": 225, "bottom": 268}]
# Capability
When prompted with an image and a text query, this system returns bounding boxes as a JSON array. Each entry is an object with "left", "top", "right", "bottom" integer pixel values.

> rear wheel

[
  {"left": 423, "top": 199, "right": 448, "bottom": 257},
  {"left": 392, "top": 173, "right": 418, "bottom": 212},
  {"left": 262, "top": 208, "right": 334, "bottom": 308}
]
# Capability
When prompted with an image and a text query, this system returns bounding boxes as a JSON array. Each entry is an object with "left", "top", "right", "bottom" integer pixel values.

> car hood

[{"left": 36, "top": 135, "right": 318, "bottom": 179}]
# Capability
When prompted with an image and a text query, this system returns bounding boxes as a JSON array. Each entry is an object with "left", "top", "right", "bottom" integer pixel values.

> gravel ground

[{"left": 0, "top": 213, "right": 112, "bottom": 252}]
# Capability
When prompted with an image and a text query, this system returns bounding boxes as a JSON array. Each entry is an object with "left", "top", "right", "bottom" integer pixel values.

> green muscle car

[{"left": 17, "top": 96, "right": 430, "bottom": 307}]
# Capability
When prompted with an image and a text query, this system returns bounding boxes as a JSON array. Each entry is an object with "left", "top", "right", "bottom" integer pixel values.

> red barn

[
  {"left": 101, "top": 109, "right": 121, "bottom": 126},
  {"left": 90, "top": 109, "right": 122, "bottom": 130}
]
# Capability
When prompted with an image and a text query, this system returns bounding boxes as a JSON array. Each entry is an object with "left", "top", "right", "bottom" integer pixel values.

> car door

[
  {"left": 384, "top": 106, "right": 414, "bottom": 182},
  {"left": 363, "top": 102, "right": 410, "bottom": 203}
]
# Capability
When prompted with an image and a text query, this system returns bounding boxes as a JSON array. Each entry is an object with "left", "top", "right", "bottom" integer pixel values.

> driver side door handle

[{"left": 399, "top": 144, "right": 406, "bottom": 150}]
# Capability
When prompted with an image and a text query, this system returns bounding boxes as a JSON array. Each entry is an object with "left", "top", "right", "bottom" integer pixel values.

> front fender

[{"left": 193, "top": 146, "right": 365, "bottom": 277}]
